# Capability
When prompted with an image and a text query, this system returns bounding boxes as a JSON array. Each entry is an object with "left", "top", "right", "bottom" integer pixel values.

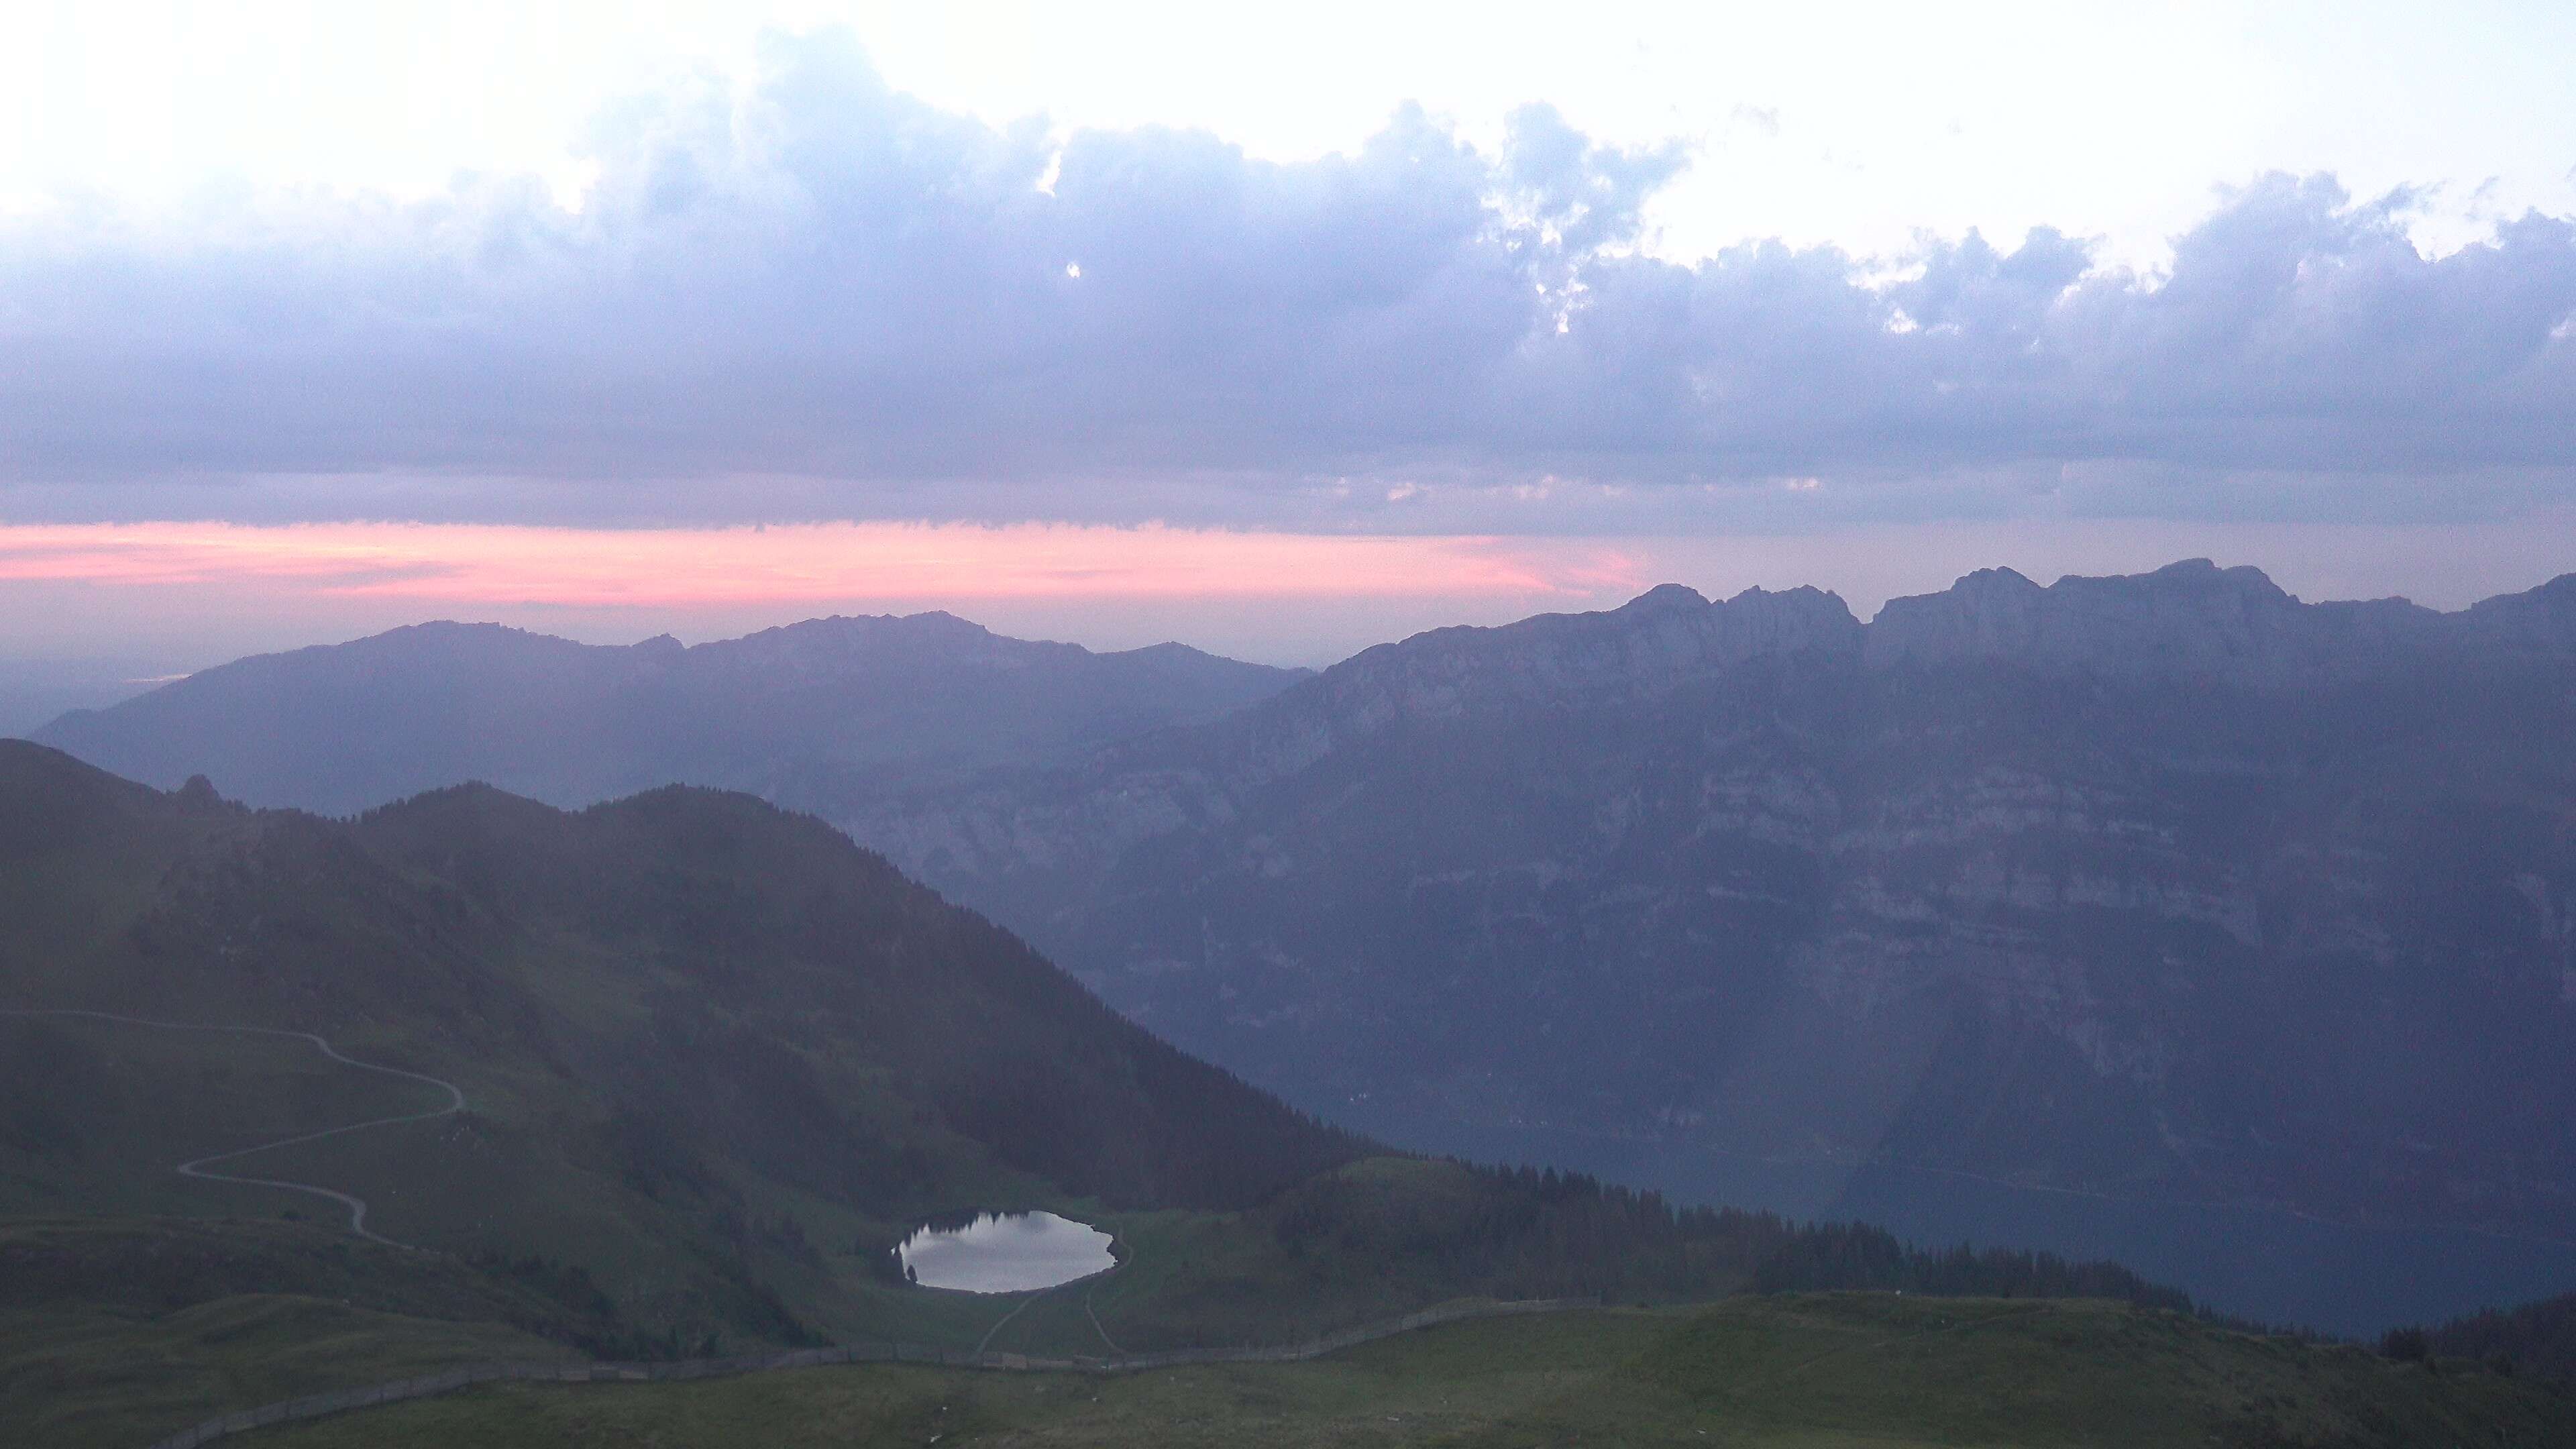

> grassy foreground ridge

[{"left": 219, "top": 1295, "right": 2576, "bottom": 1448}]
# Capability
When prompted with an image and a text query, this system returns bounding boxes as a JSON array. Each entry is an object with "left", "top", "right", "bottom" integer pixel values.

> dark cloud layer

[{"left": 4, "top": 31, "right": 2573, "bottom": 527}]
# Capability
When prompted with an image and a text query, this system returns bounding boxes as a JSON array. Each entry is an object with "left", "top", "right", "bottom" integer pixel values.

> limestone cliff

[{"left": 842, "top": 563, "right": 2576, "bottom": 1242}]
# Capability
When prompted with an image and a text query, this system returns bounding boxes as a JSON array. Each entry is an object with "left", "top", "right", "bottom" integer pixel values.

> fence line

[{"left": 139, "top": 1297, "right": 1597, "bottom": 1449}]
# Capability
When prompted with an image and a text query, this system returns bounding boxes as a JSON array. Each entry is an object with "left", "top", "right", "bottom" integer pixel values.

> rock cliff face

[
  {"left": 845, "top": 562, "right": 2576, "bottom": 1241},
  {"left": 1865, "top": 559, "right": 2448, "bottom": 680}
]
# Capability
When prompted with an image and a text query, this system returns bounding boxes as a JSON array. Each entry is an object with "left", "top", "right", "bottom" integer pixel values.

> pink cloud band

[{"left": 0, "top": 520, "right": 1645, "bottom": 607}]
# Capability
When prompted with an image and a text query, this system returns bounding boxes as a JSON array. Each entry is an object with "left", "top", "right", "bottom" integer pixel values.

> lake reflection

[{"left": 898, "top": 1210, "right": 1115, "bottom": 1293}]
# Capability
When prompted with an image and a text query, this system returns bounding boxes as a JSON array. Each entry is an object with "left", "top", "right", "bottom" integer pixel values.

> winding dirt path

[
  {"left": 0, "top": 1008, "right": 465, "bottom": 1249},
  {"left": 973, "top": 1239, "right": 1129, "bottom": 1356}
]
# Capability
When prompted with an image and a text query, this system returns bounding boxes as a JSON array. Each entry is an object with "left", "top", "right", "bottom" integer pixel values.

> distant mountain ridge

[
  {"left": 835, "top": 559, "right": 2576, "bottom": 1322},
  {"left": 1271, "top": 559, "right": 2576, "bottom": 724},
  {"left": 29, "top": 612, "right": 1307, "bottom": 816},
  {"left": 1065, "top": 562, "right": 2576, "bottom": 797},
  {"left": 1864, "top": 559, "right": 2576, "bottom": 680}
]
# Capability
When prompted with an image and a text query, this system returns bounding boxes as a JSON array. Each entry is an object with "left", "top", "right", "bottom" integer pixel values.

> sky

[{"left": 2, "top": 0, "right": 2573, "bottom": 686}]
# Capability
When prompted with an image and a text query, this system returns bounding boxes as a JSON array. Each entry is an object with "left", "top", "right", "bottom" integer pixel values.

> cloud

[
  {"left": 2, "top": 30, "right": 2571, "bottom": 530},
  {"left": 0, "top": 519, "right": 1625, "bottom": 604}
]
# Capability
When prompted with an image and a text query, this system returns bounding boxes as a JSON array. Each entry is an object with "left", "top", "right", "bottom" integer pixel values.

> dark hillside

[
  {"left": 2414, "top": 1290, "right": 2576, "bottom": 1384},
  {"left": 352, "top": 782, "right": 1365, "bottom": 1210},
  {"left": 0, "top": 738, "right": 1365, "bottom": 1350}
]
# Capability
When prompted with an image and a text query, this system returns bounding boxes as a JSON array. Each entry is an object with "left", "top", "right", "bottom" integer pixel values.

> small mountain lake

[{"left": 897, "top": 1210, "right": 1116, "bottom": 1293}]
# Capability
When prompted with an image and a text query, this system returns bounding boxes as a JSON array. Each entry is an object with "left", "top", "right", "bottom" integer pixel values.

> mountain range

[
  {"left": 830, "top": 561, "right": 2576, "bottom": 1297},
  {"left": 22, "top": 560, "right": 2576, "bottom": 1332},
  {"left": 29, "top": 612, "right": 1305, "bottom": 816}
]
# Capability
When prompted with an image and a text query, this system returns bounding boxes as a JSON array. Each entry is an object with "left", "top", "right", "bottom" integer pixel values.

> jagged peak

[
  {"left": 1611, "top": 581, "right": 1861, "bottom": 627},
  {"left": 745, "top": 610, "right": 1000, "bottom": 643},
  {"left": 2128, "top": 557, "right": 2294, "bottom": 600},
  {"left": 1289, "top": 578, "right": 1864, "bottom": 730},
  {"left": 1723, "top": 582, "right": 1861, "bottom": 618},
  {"left": 356, "top": 619, "right": 571, "bottom": 645},
  {"left": 1865, "top": 557, "right": 2453, "bottom": 680},
  {"left": 1908, "top": 559, "right": 2292, "bottom": 608},
  {"left": 1619, "top": 582, "right": 1711, "bottom": 613},
  {"left": 1947, "top": 565, "right": 2041, "bottom": 593},
  {"left": 1882, "top": 559, "right": 2302, "bottom": 614}
]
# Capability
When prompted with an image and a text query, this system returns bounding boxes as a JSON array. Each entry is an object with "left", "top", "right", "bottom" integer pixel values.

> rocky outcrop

[{"left": 1862, "top": 557, "right": 2459, "bottom": 681}]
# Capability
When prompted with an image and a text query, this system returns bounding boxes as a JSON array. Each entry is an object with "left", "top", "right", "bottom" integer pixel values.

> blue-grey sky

[{"left": 1, "top": 4, "right": 2571, "bottom": 667}]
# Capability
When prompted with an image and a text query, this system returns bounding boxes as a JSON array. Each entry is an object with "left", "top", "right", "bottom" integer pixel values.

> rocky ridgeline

[
  {"left": 1289, "top": 558, "right": 2576, "bottom": 703},
  {"left": 1214, "top": 562, "right": 2576, "bottom": 767},
  {"left": 1865, "top": 559, "right": 2576, "bottom": 680}
]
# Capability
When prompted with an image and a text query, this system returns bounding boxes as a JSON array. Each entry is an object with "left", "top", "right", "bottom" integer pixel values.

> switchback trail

[{"left": 0, "top": 1008, "right": 465, "bottom": 1249}]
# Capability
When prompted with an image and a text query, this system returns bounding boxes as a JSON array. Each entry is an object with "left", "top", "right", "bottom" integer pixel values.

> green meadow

[{"left": 225, "top": 1295, "right": 2576, "bottom": 1449}]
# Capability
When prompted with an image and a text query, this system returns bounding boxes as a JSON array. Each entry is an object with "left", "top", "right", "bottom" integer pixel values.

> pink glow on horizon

[
  {"left": 0, "top": 520, "right": 1650, "bottom": 606},
  {"left": 2, "top": 514, "right": 2566, "bottom": 672}
]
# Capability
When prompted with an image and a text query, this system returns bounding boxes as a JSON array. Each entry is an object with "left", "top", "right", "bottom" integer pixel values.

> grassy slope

[
  {"left": 229, "top": 1297, "right": 2576, "bottom": 1449},
  {"left": 0, "top": 927, "right": 2347, "bottom": 1444},
  {"left": 1521, "top": 1293, "right": 2576, "bottom": 1448},
  {"left": 9, "top": 1297, "right": 569, "bottom": 1449},
  {"left": 0, "top": 987, "right": 1556, "bottom": 1441},
  {"left": 0, "top": 1014, "right": 444, "bottom": 1219},
  {"left": 0, "top": 1216, "right": 617, "bottom": 1449},
  {"left": 0, "top": 741, "right": 1367, "bottom": 1347}
]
